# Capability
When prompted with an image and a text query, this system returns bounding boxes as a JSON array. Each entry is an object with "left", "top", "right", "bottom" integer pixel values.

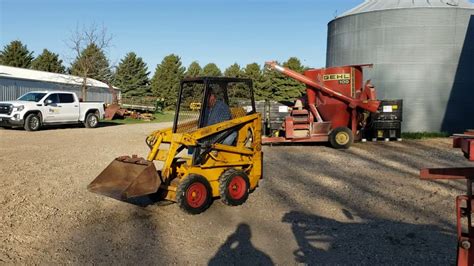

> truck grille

[{"left": 0, "top": 104, "right": 12, "bottom": 115}]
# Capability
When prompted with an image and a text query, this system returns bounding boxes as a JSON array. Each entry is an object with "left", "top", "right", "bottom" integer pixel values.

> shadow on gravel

[
  {"left": 60, "top": 207, "right": 167, "bottom": 264},
  {"left": 263, "top": 142, "right": 328, "bottom": 148},
  {"left": 96, "top": 121, "right": 123, "bottom": 128},
  {"left": 283, "top": 210, "right": 454, "bottom": 264},
  {"left": 209, "top": 223, "right": 274, "bottom": 266},
  {"left": 260, "top": 140, "right": 463, "bottom": 263},
  {"left": 3, "top": 121, "right": 120, "bottom": 131},
  {"left": 267, "top": 142, "right": 463, "bottom": 228}
]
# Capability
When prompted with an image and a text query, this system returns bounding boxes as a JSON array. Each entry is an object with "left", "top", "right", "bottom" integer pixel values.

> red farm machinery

[
  {"left": 262, "top": 61, "right": 402, "bottom": 149},
  {"left": 421, "top": 130, "right": 474, "bottom": 265}
]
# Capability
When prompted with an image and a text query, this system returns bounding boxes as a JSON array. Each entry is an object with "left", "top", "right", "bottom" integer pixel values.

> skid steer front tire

[
  {"left": 176, "top": 174, "right": 212, "bottom": 215},
  {"left": 219, "top": 169, "right": 250, "bottom": 206}
]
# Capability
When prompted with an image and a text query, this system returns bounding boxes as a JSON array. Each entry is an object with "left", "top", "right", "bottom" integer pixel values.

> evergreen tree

[
  {"left": 224, "top": 63, "right": 244, "bottom": 78},
  {"left": 70, "top": 43, "right": 111, "bottom": 82},
  {"left": 281, "top": 57, "right": 307, "bottom": 98},
  {"left": 150, "top": 54, "right": 185, "bottom": 108},
  {"left": 224, "top": 63, "right": 248, "bottom": 101},
  {"left": 202, "top": 63, "right": 222, "bottom": 76},
  {"left": 243, "top": 63, "right": 269, "bottom": 101},
  {"left": 113, "top": 52, "right": 150, "bottom": 97},
  {"left": 0, "top": 40, "right": 34, "bottom": 68},
  {"left": 31, "top": 49, "right": 65, "bottom": 73},
  {"left": 263, "top": 57, "right": 307, "bottom": 101},
  {"left": 185, "top": 61, "right": 202, "bottom": 78}
]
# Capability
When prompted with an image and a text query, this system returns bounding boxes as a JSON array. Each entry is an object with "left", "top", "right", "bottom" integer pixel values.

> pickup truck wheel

[
  {"left": 84, "top": 113, "right": 99, "bottom": 128},
  {"left": 24, "top": 113, "right": 41, "bottom": 131}
]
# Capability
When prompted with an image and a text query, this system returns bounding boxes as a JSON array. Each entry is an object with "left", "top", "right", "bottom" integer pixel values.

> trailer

[{"left": 263, "top": 61, "right": 400, "bottom": 149}]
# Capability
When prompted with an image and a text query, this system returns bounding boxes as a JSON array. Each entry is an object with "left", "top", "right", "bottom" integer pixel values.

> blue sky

[{"left": 0, "top": 0, "right": 362, "bottom": 72}]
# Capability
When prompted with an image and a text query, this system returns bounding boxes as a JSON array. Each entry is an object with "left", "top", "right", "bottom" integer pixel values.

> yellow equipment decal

[
  {"left": 189, "top": 102, "right": 201, "bottom": 111},
  {"left": 323, "top": 73, "right": 351, "bottom": 81}
]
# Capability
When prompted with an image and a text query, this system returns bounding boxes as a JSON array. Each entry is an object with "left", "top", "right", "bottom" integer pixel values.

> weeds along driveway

[{"left": 0, "top": 124, "right": 470, "bottom": 264}]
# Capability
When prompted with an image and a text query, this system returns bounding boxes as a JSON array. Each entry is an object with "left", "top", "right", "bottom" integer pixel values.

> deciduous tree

[{"left": 67, "top": 24, "right": 113, "bottom": 100}]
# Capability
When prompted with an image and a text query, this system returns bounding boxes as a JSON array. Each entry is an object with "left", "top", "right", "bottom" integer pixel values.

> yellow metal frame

[{"left": 145, "top": 112, "right": 263, "bottom": 201}]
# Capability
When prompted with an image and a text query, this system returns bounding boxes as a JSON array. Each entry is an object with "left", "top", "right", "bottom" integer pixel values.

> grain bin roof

[
  {"left": 339, "top": 0, "right": 474, "bottom": 18},
  {"left": 0, "top": 65, "right": 120, "bottom": 90}
]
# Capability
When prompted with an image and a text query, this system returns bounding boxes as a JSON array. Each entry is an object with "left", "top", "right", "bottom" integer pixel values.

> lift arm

[{"left": 265, "top": 61, "right": 380, "bottom": 113}]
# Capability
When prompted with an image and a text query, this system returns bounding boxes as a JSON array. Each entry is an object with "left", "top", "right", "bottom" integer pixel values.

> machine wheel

[
  {"left": 24, "top": 113, "right": 41, "bottom": 131},
  {"left": 219, "top": 169, "right": 250, "bottom": 206},
  {"left": 329, "top": 127, "right": 353, "bottom": 149},
  {"left": 176, "top": 174, "right": 212, "bottom": 214},
  {"left": 84, "top": 113, "right": 99, "bottom": 128}
]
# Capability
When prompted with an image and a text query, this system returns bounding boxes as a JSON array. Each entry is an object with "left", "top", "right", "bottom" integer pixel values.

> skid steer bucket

[{"left": 88, "top": 156, "right": 161, "bottom": 201}]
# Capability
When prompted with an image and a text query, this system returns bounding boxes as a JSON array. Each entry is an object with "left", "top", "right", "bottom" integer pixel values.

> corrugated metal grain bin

[{"left": 327, "top": 0, "right": 474, "bottom": 133}]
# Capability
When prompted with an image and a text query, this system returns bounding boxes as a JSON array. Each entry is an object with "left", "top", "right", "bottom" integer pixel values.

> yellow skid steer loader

[{"left": 88, "top": 77, "right": 263, "bottom": 214}]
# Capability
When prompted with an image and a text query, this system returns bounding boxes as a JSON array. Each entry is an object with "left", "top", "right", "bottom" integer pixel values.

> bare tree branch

[{"left": 65, "top": 23, "right": 114, "bottom": 101}]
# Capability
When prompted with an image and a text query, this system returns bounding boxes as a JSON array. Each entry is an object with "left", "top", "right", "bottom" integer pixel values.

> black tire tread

[
  {"left": 24, "top": 113, "right": 40, "bottom": 131},
  {"left": 219, "top": 168, "right": 250, "bottom": 206},
  {"left": 84, "top": 113, "right": 98, "bottom": 128},
  {"left": 329, "top": 127, "right": 354, "bottom": 149},
  {"left": 176, "top": 174, "right": 212, "bottom": 215}
]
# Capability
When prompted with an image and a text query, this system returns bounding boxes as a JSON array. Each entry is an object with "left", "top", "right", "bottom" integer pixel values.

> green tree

[
  {"left": 243, "top": 63, "right": 268, "bottom": 100},
  {"left": 31, "top": 49, "right": 65, "bottom": 73},
  {"left": 113, "top": 52, "right": 150, "bottom": 97},
  {"left": 224, "top": 63, "right": 244, "bottom": 77},
  {"left": 185, "top": 61, "right": 202, "bottom": 78},
  {"left": 150, "top": 54, "right": 185, "bottom": 108},
  {"left": 70, "top": 43, "right": 111, "bottom": 82},
  {"left": 202, "top": 63, "right": 222, "bottom": 76},
  {"left": 263, "top": 57, "right": 307, "bottom": 101},
  {"left": 0, "top": 40, "right": 34, "bottom": 68}
]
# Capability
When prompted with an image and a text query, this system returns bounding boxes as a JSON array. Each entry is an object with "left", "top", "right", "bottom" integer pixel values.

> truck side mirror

[{"left": 44, "top": 99, "right": 53, "bottom": 106}]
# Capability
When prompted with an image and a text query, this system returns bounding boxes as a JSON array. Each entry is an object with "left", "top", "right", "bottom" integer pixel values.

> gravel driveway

[{"left": 0, "top": 123, "right": 471, "bottom": 264}]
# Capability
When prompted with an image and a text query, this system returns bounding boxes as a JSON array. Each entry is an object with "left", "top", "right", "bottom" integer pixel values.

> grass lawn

[
  {"left": 401, "top": 132, "right": 450, "bottom": 139},
  {"left": 104, "top": 112, "right": 175, "bottom": 124}
]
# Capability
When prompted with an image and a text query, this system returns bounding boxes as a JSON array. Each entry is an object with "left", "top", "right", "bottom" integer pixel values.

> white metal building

[{"left": 0, "top": 65, "right": 120, "bottom": 103}]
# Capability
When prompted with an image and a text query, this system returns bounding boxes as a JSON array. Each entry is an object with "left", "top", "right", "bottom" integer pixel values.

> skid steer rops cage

[{"left": 88, "top": 77, "right": 263, "bottom": 214}]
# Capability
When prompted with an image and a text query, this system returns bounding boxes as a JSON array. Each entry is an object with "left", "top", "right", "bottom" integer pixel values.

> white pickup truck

[{"left": 0, "top": 91, "right": 105, "bottom": 131}]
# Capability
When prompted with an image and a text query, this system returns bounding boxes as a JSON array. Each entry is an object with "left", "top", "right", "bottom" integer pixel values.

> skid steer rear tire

[
  {"left": 329, "top": 127, "right": 353, "bottom": 149},
  {"left": 176, "top": 174, "right": 212, "bottom": 215},
  {"left": 219, "top": 169, "right": 250, "bottom": 206}
]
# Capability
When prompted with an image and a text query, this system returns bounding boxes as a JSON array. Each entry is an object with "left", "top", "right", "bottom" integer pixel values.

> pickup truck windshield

[{"left": 18, "top": 92, "right": 47, "bottom": 102}]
